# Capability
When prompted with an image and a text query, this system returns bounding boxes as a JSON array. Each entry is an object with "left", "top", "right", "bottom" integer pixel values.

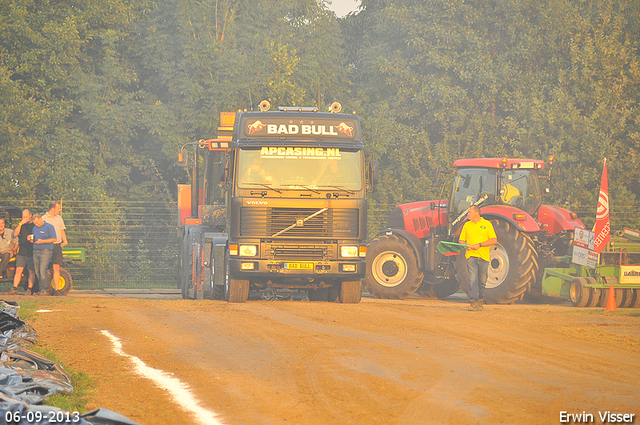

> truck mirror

[
  {"left": 368, "top": 160, "right": 379, "bottom": 186},
  {"left": 178, "top": 152, "right": 188, "bottom": 168},
  {"left": 430, "top": 202, "right": 436, "bottom": 210},
  {"left": 222, "top": 152, "right": 232, "bottom": 183},
  {"left": 463, "top": 174, "right": 472, "bottom": 188}
]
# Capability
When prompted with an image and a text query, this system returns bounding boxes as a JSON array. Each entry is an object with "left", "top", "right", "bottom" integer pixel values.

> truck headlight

[
  {"left": 340, "top": 246, "right": 358, "bottom": 258},
  {"left": 239, "top": 245, "right": 258, "bottom": 257}
]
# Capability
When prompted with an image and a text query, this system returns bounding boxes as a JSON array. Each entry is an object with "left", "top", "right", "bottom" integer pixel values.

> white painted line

[{"left": 100, "top": 330, "right": 225, "bottom": 425}]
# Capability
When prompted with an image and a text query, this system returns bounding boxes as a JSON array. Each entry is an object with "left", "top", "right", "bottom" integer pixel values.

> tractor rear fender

[
  {"left": 472, "top": 205, "right": 541, "bottom": 234},
  {"left": 376, "top": 228, "right": 424, "bottom": 270},
  {"left": 537, "top": 205, "right": 584, "bottom": 234}
]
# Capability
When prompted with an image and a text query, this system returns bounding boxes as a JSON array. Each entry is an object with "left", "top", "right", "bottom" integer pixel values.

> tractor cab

[{"left": 448, "top": 158, "right": 545, "bottom": 229}]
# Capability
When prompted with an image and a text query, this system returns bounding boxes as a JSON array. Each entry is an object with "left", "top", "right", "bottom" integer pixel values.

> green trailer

[{"left": 541, "top": 229, "right": 640, "bottom": 308}]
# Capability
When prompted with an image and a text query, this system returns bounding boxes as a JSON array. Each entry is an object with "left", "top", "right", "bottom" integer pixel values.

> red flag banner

[{"left": 593, "top": 159, "right": 610, "bottom": 253}]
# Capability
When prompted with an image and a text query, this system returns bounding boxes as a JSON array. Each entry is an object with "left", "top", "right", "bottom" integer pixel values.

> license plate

[{"left": 285, "top": 262, "right": 313, "bottom": 270}]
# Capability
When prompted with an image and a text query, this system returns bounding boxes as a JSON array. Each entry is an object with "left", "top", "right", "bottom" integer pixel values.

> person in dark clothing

[{"left": 6, "top": 210, "right": 36, "bottom": 295}]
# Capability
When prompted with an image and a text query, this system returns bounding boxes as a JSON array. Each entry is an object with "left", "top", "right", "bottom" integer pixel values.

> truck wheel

[
  {"left": 455, "top": 220, "right": 538, "bottom": 304},
  {"left": 213, "top": 285, "right": 225, "bottom": 300},
  {"left": 181, "top": 233, "right": 195, "bottom": 300},
  {"left": 416, "top": 275, "right": 460, "bottom": 299},
  {"left": 212, "top": 251, "right": 229, "bottom": 301},
  {"left": 226, "top": 278, "right": 249, "bottom": 303},
  {"left": 569, "top": 278, "right": 591, "bottom": 307},
  {"left": 340, "top": 280, "right": 362, "bottom": 304},
  {"left": 364, "top": 235, "right": 424, "bottom": 299}
]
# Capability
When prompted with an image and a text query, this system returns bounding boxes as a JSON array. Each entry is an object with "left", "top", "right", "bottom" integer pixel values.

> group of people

[{"left": 2, "top": 201, "right": 68, "bottom": 296}]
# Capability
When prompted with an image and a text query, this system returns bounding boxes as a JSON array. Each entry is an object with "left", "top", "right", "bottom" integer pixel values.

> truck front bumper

[{"left": 228, "top": 258, "right": 366, "bottom": 280}]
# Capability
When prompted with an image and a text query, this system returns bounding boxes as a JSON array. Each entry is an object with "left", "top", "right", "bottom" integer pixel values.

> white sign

[
  {"left": 574, "top": 228, "right": 595, "bottom": 250},
  {"left": 572, "top": 245, "right": 598, "bottom": 269}
]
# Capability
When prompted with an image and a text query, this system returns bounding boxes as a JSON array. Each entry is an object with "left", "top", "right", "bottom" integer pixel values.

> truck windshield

[{"left": 237, "top": 147, "right": 362, "bottom": 191}]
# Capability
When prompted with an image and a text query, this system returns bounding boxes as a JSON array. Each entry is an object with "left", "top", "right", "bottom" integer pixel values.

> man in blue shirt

[{"left": 31, "top": 213, "right": 57, "bottom": 295}]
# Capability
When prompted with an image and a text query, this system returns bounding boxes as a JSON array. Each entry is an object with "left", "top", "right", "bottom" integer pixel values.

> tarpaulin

[{"left": 0, "top": 300, "right": 141, "bottom": 425}]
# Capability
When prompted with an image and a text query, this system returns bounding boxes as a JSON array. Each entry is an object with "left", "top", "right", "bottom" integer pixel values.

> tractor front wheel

[{"left": 364, "top": 235, "right": 423, "bottom": 299}]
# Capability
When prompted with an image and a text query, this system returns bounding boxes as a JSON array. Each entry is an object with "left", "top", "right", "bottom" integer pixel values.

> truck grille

[
  {"left": 269, "top": 245, "right": 333, "bottom": 260},
  {"left": 241, "top": 207, "right": 359, "bottom": 238}
]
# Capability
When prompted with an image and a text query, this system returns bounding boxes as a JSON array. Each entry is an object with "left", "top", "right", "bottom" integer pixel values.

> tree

[{"left": 345, "top": 0, "right": 640, "bottom": 231}]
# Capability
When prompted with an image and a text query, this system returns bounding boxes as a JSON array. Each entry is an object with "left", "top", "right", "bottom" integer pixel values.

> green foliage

[
  {"left": 2, "top": 0, "right": 640, "bottom": 254},
  {"left": 348, "top": 0, "right": 640, "bottom": 231}
]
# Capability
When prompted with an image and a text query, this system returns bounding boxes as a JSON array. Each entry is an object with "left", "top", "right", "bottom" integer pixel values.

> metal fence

[
  {"left": 1, "top": 199, "right": 179, "bottom": 290},
  {"left": 1, "top": 198, "right": 633, "bottom": 290}
]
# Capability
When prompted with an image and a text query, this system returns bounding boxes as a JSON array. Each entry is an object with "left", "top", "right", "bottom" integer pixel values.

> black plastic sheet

[{"left": 0, "top": 300, "right": 141, "bottom": 425}]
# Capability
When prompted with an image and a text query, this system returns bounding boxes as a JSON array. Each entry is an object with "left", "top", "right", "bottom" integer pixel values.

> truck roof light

[
  {"left": 501, "top": 158, "right": 508, "bottom": 168},
  {"left": 259, "top": 100, "right": 270, "bottom": 112}
]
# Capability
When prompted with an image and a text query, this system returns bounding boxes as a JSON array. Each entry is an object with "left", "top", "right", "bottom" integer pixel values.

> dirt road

[{"left": 22, "top": 294, "right": 640, "bottom": 425}]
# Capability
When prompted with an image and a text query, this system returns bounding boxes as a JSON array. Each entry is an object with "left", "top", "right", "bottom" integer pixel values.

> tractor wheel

[
  {"left": 585, "top": 278, "right": 600, "bottom": 307},
  {"left": 597, "top": 287, "right": 609, "bottom": 307},
  {"left": 340, "top": 280, "right": 362, "bottom": 304},
  {"left": 226, "top": 278, "right": 249, "bottom": 303},
  {"left": 629, "top": 289, "right": 640, "bottom": 308},
  {"left": 569, "top": 278, "right": 591, "bottom": 307},
  {"left": 586, "top": 288, "right": 601, "bottom": 307},
  {"left": 619, "top": 289, "right": 634, "bottom": 308},
  {"left": 364, "top": 235, "right": 423, "bottom": 299},
  {"left": 456, "top": 220, "right": 538, "bottom": 305},
  {"left": 615, "top": 288, "right": 625, "bottom": 308},
  {"left": 416, "top": 274, "right": 460, "bottom": 299},
  {"left": 46, "top": 268, "right": 73, "bottom": 295},
  {"left": 308, "top": 287, "right": 329, "bottom": 301}
]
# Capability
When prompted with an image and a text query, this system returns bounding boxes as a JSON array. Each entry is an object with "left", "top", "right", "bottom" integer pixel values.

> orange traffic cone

[{"left": 605, "top": 284, "right": 617, "bottom": 312}]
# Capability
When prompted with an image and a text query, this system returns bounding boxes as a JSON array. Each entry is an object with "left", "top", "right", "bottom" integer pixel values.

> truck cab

[
  {"left": 178, "top": 102, "right": 372, "bottom": 303},
  {"left": 226, "top": 104, "right": 368, "bottom": 302}
]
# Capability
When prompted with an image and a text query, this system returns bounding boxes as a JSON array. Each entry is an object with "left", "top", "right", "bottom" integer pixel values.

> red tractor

[{"left": 364, "top": 158, "right": 584, "bottom": 304}]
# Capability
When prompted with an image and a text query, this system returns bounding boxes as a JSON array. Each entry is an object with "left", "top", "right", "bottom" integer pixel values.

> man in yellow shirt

[{"left": 459, "top": 205, "right": 497, "bottom": 311}]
